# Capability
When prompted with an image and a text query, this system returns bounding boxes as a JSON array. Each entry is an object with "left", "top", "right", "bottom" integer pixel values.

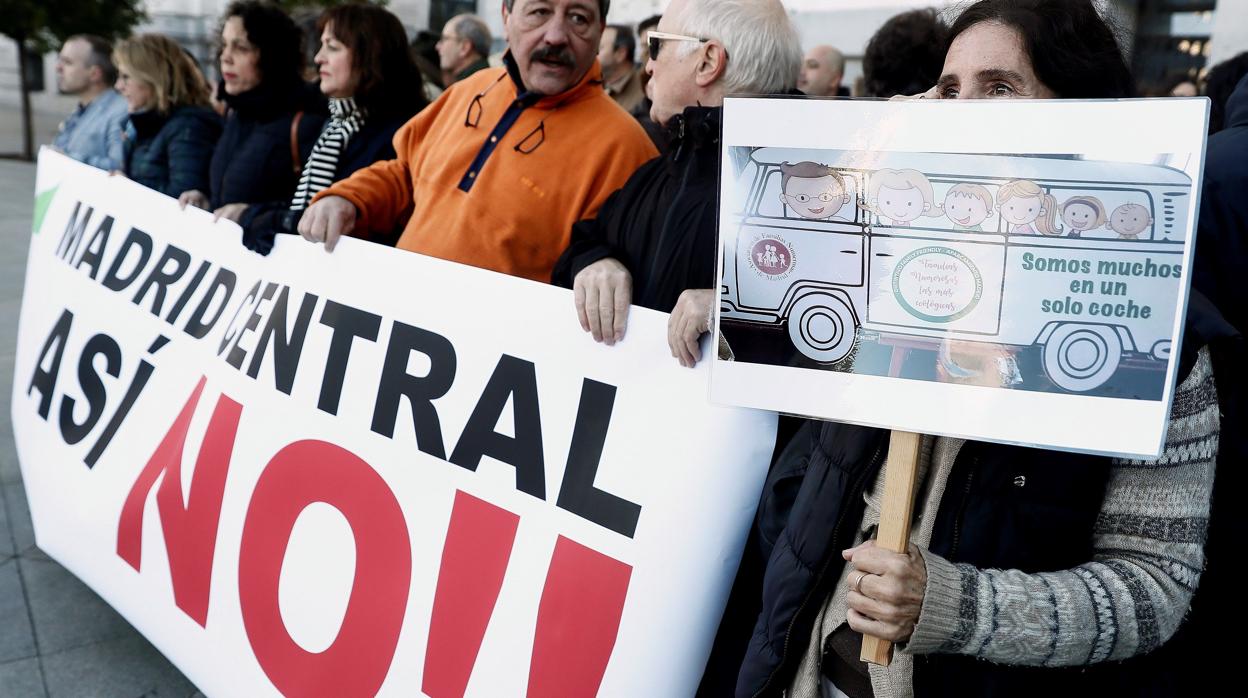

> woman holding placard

[{"left": 735, "top": 2, "right": 1232, "bottom": 697}]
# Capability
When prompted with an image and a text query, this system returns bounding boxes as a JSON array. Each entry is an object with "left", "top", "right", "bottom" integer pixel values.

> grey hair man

[
  {"left": 553, "top": 0, "right": 801, "bottom": 367},
  {"left": 798, "top": 44, "right": 846, "bottom": 96},
  {"left": 52, "top": 34, "right": 128, "bottom": 171},
  {"left": 437, "top": 14, "right": 493, "bottom": 84}
]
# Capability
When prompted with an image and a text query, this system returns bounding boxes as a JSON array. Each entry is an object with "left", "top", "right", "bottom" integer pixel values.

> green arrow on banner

[{"left": 32, "top": 186, "right": 59, "bottom": 236}]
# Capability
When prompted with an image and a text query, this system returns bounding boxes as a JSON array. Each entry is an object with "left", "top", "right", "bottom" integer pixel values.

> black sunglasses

[{"left": 647, "top": 31, "right": 708, "bottom": 60}]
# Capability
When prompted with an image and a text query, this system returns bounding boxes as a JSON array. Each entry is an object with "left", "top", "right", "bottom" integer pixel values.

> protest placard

[
  {"left": 712, "top": 96, "right": 1209, "bottom": 458},
  {"left": 12, "top": 150, "right": 777, "bottom": 697}
]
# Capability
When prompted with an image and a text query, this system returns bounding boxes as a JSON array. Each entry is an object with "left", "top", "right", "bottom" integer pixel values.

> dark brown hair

[
  {"left": 780, "top": 161, "right": 845, "bottom": 192},
  {"left": 946, "top": 0, "right": 1135, "bottom": 99},
  {"left": 317, "top": 3, "right": 427, "bottom": 116}
]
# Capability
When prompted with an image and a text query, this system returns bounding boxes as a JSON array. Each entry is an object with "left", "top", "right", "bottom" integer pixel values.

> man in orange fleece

[{"left": 298, "top": 0, "right": 658, "bottom": 282}]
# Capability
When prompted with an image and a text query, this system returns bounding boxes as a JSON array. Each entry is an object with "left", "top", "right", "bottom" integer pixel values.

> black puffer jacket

[
  {"left": 551, "top": 105, "right": 720, "bottom": 312},
  {"left": 208, "top": 80, "right": 326, "bottom": 208},
  {"left": 123, "top": 106, "right": 221, "bottom": 198}
]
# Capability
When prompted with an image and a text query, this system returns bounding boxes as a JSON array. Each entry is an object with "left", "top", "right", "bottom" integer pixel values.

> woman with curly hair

[{"left": 179, "top": 0, "right": 325, "bottom": 226}]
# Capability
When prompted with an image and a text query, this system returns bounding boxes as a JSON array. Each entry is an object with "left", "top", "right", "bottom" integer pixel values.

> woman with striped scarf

[{"left": 240, "top": 3, "right": 428, "bottom": 254}]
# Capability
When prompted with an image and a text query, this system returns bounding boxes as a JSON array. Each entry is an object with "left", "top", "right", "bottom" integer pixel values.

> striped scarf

[{"left": 290, "top": 97, "right": 364, "bottom": 212}]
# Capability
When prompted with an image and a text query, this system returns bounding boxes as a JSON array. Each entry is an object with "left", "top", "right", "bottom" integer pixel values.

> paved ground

[{"left": 0, "top": 155, "right": 201, "bottom": 696}]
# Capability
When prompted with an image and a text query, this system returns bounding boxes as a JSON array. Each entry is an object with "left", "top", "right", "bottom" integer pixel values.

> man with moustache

[{"left": 299, "top": 0, "right": 657, "bottom": 282}]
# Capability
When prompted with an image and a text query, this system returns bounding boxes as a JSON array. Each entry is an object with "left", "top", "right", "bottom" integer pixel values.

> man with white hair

[
  {"left": 552, "top": 0, "right": 801, "bottom": 367},
  {"left": 798, "top": 44, "right": 846, "bottom": 97}
]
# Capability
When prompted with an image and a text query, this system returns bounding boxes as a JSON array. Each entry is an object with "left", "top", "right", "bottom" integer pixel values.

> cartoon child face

[
  {"left": 1063, "top": 202, "right": 1100, "bottom": 232},
  {"left": 1109, "top": 204, "right": 1152, "bottom": 237},
  {"left": 1001, "top": 195, "right": 1044, "bottom": 225},
  {"left": 781, "top": 175, "right": 849, "bottom": 220},
  {"left": 944, "top": 192, "right": 991, "bottom": 228},
  {"left": 877, "top": 185, "right": 928, "bottom": 223}
]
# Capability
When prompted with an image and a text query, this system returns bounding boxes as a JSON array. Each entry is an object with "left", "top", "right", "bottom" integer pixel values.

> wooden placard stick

[{"left": 860, "top": 430, "right": 923, "bottom": 666}]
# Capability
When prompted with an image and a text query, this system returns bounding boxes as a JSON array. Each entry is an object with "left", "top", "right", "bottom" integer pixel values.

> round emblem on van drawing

[
  {"left": 891, "top": 246, "right": 983, "bottom": 323},
  {"left": 749, "top": 236, "right": 795, "bottom": 279}
]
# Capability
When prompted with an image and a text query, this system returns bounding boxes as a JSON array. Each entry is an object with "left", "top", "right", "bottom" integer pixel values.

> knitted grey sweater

[
  {"left": 789, "top": 347, "right": 1219, "bottom": 698},
  {"left": 907, "top": 347, "right": 1219, "bottom": 666}
]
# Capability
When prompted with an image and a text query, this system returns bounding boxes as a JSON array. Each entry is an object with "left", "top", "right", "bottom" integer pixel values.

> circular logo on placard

[
  {"left": 891, "top": 246, "right": 983, "bottom": 323},
  {"left": 748, "top": 236, "right": 796, "bottom": 279}
]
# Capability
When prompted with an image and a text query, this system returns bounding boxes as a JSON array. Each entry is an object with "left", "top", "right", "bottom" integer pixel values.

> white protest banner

[
  {"left": 12, "top": 149, "right": 777, "bottom": 697},
  {"left": 712, "top": 97, "right": 1209, "bottom": 458}
]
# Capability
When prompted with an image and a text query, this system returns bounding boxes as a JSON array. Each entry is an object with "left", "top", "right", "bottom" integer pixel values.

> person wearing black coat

[
  {"left": 238, "top": 2, "right": 428, "bottom": 255},
  {"left": 1193, "top": 71, "right": 1248, "bottom": 336},
  {"left": 551, "top": 0, "right": 802, "bottom": 369},
  {"left": 552, "top": 104, "right": 720, "bottom": 315},
  {"left": 178, "top": 1, "right": 325, "bottom": 222},
  {"left": 113, "top": 34, "right": 221, "bottom": 199}
]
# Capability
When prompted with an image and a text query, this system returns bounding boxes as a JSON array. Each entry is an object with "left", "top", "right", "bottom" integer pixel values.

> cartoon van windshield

[{"left": 719, "top": 148, "right": 1192, "bottom": 394}]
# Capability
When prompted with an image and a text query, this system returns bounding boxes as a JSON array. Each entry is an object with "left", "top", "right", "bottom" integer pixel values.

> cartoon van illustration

[{"left": 719, "top": 148, "right": 1192, "bottom": 393}]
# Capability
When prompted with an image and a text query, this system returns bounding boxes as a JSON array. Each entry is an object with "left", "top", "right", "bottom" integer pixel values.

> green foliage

[{"left": 0, "top": 0, "right": 146, "bottom": 51}]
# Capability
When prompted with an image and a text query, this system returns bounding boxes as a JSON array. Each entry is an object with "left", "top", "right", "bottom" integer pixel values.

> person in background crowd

[
  {"left": 797, "top": 45, "right": 845, "bottom": 97},
  {"left": 630, "top": 13, "right": 666, "bottom": 149},
  {"left": 239, "top": 2, "right": 428, "bottom": 255},
  {"left": 179, "top": 0, "right": 326, "bottom": 225},
  {"left": 411, "top": 30, "right": 448, "bottom": 102},
  {"left": 636, "top": 14, "right": 662, "bottom": 65},
  {"left": 437, "top": 14, "right": 493, "bottom": 86},
  {"left": 52, "top": 35, "right": 129, "bottom": 171},
  {"left": 737, "top": 2, "right": 1233, "bottom": 697},
  {"left": 1180, "top": 68, "right": 1248, "bottom": 696},
  {"left": 1206, "top": 51, "right": 1248, "bottom": 135},
  {"left": 861, "top": 8, "right": 948, "bottom": 98},
  {"left": 599, "top": 24, "right": 645, "bottom": 113},
  {"left": 551, "top": 0, "right": 802, "bottom": 369},
  {"left": 1196, "top": 71, "right": 1248, "bottom": 335},
  {"left": 297, "top": 0, "right": 657, "bottom": 283},
  {"left": 113, "top": 34, "right": 221, "bottom": 199}
]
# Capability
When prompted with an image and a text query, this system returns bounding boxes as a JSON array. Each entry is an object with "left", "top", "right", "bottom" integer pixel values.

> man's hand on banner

[
  {"left": 299, "top": 195, "right": 358, "bottom": 252},
  {"left": 573, "top": 257, "right": 633, "bottom": 346},
  {"left": 178, "top": 189, "right": 210, "bottom": 210},
  {"left": 668, "top": 289, "right": 714, "bottom": 368}
]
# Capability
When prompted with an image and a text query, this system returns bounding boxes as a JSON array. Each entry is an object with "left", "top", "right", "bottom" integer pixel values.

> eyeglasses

[
  {"left": 786, "top": 192, "right": 843, "bottom": 203},
  {"left": 647, "top": 30, "right": 708, "bottom": 60},
  {"left": 464, "top": 72, "right": 563, "bottom": 155}
]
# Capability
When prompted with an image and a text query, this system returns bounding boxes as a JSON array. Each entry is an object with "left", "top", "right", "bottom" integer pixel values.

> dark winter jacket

[
  {"left": 208, "top": 80, "right": 326, "bottom": 209},
  {"left": 239, "top": 108, "right": 417, "bottom": 254},
  {"left": 551, "top": 105, "right": 720, "bottom": 312},
  {"left": 123, "top": 106, "right": 221, "bottom": 199},
  {"left": 1194, "top": 72, "right": 1248, "bottom": 336}
]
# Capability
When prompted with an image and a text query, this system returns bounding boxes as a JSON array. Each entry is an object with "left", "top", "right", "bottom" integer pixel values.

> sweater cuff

[{"left": 904, "top": 546, "right": 968, "bottom": 655}]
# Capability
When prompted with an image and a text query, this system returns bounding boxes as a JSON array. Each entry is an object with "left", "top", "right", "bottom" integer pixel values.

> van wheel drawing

[
  {"left": 1042, "top": 324, "right": 1122, "bottom": 392},
  {"left": 787, "top": 293, "right": 858, "bottom": 364}
]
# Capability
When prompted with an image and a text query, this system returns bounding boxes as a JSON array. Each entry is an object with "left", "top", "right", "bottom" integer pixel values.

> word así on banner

[
  {"left": 29, "top": 199, "right": 642, "bottom": 539},
  {"left": 23, "top": 197, "right": 652, "bottom": 696}
]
